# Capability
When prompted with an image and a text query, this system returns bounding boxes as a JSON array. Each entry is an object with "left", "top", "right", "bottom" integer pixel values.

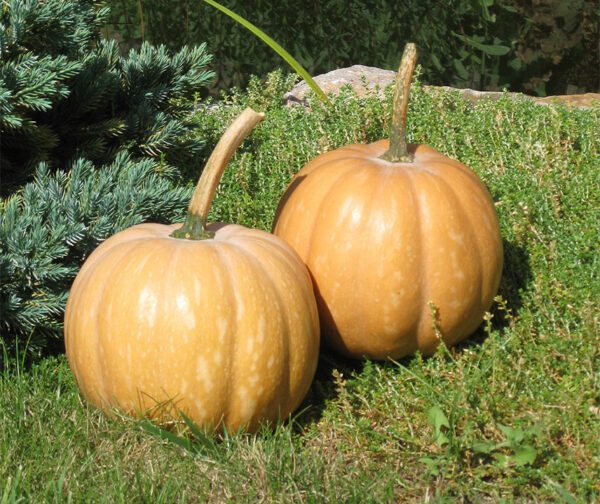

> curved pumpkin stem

[
  {"left": 379, "top": 43, "right": 417, "bottom": 163},
  {"left": 171, "top": 107, "right": 265, "bottom": 240}
]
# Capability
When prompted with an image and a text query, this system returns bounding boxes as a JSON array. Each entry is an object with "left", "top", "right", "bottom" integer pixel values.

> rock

[
  {"left": 283, "top": 66, "right": 599, "bottom": 109},
  {"left": 420, "top": 88, "right": 600, "bottom": 109},
  {"left": 426, "top": 86, "right": 520, "bottom": 104},
  {"left": 533, "top": 93, "right": 600, "bottom": 108},
  {"left": 283, "top": 65, "right": 396, "bottom": 105}
]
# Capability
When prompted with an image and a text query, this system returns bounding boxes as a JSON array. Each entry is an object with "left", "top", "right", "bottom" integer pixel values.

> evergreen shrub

[
  {"left": 0, "top": 154, "right": 192, "bottom": 357},
  {"left": 0, "top": 0, "right": 214, "bottom": 358},
  {"left": 0, "top": 0, "right": 215, "bottom": 189}
]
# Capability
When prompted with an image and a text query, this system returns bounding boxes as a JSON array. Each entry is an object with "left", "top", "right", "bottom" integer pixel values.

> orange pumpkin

[
  {"left": 64, "top": 109, "right": 320, "bottom": 432},
  {"left": 273, "top": 44, "right": 503, "bottom": 360}
]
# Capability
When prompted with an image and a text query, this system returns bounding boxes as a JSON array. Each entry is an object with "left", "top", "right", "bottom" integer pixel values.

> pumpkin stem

[
  {"left": 171, "top": 107, "right": 265, "bottom": 240},
  {"left": 379, "top": 43, "right": 417, "bottom": 163}
]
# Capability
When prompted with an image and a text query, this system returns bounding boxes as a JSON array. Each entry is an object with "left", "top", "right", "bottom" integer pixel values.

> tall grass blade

[
  {"left": 139, "top": 419, "right": 196, "bottom": 454},
  {"left": 202, "top": 0, "right": 331, "bottom": 105},
  {"left": 180, "top": 412, "right": 222, "bottom": 459}
]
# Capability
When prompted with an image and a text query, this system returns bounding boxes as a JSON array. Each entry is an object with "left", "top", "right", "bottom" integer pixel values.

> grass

[{"left": 1, "top": 71, "right": 599, "bottom": 502}]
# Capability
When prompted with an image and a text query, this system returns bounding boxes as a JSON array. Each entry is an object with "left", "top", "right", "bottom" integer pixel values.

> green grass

[{"left": 2, "top": 71, "right": 599, "bottom": 502}]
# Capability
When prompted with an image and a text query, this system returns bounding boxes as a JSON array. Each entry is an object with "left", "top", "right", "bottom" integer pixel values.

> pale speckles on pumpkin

[
  {"left": 448, "top": 230, "right": 465, "bottom": 245},
  {"left": 314, "top": 255, "right": 327, "bottom": 270},
  {"left": 349, "top": 207, "right": 362, "bottom": 228},
  {"left": 393, "top": 271, "right": 404, "bottom": 282},
  {"left": 103, "top": 303, "right": 113, "bottom": 327},
  {"left": 342, "top": 241, "right": 353, "bottom": 253},
  {"left": 65, "top": 220, "right": 320, "bottom": 433},
  {"left": 449, "top": 251, "right": 466, "bottom": 281},
  {"left": 195, "top": 356, "right": 214, "bottom": 392},
  {"left": 390, "top": 288, "right": 405, "bottom": 309},
  {"left": 138, "top": 287, "right": 158, "bottom": 327},
  {"left": 213, "top": 351, "right": 223, "bottom": 365},
  {"left": 454, "top": 270, "right": 466, "bottom": 280},
  {"left": 237, "top": 386, "right": 257, "bottom": 422},
  {"left": 257, "top": 317, "right": 266, "bottom": 344},
  {"left": 336, "top": 198, "right": 353, "bottom": 222},
  {"left": 126, "top": 345, "right": 133, "bottom": 373},
  {"left": 133, "top": 254, "right": 151, "bottom": 275},
  {"left": 194, "top": 399, "right": 206, "bottom": 419},
  {"left": 236, "top": 300, "right": 246, "bottom": 320},
  {"left": 272, "top": 141, "right": 502, "bottom": 360},
  {"left": 294, "top": 198, "right": 306, "bottom": 213},
  {"left": 449, "top": 299, "right": 464, "bottom": 310},
  {"left": 370, "top": 209, "right": 391, "bottom": 243},
  {"left": 193, "top": 278, "right": 202, "bottom": 300},
  {"left": 376, "top": 254, "right": 387, "bottom": 278},
  {"left": 176, "top": 293, "right": 196, "bottom": 330},
  {"left": 217, "top": 319, "right": 228, "bottom": 344},
  {"left": 419, "top": 196, "right": 433, "bottom": 228}
]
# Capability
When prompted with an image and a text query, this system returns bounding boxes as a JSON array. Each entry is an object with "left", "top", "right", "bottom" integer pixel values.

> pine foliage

[
  {"left": 0, "top": 0, "right": 215, "bottom": 188},
  {"left": 0, "top": 153, "right": 192, "bottom": 356},
  {"left": 0, "top": 0, "right": 215, "bottom": 356}
]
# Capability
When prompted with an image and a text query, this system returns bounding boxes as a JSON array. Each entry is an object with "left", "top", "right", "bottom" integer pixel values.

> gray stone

[
  {"left": 533, "top": 93, "right": 600, "bottom": 108},
  {"left": 283, "top": 65, "right": 600, "bottom": 109},
  {"left": 283, "top": 65, "right": 396, "bottom": 105}
]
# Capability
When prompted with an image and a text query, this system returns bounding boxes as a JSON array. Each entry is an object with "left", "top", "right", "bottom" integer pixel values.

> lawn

[{"left": 1, "top": 74, "right": 599, "bottom": 502}]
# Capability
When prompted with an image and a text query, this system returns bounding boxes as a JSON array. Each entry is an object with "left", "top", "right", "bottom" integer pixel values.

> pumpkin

[
  {"left": 272, "top": 44, "right": 503, "bottom": 360},
  {"left": 64, "top": 108, "right": 320, "bottom": 433}
]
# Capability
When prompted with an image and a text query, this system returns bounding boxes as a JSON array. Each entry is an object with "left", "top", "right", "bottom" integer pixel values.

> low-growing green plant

[
  {"left": 470, "top": 423, "right": 541, "bottom": 467},
  {"left": 1, "top": 74, "right": 598, "bottom": 501},
  {"left": 421, "top": 404, "right": 542, "bottom": 478}
]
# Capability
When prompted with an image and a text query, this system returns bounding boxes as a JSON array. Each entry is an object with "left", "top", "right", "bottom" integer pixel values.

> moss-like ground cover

[{"left": 1, "top": 73, "right": 598, "bottom": 502}]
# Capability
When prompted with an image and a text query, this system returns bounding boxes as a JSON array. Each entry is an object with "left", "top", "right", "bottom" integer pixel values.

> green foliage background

[
  {"left": 107, "top": 0, "right": 599, "bottom": 96},
  {"left": 0, "top": 1, "right": 598, "bottom": 500},
  {"left": 1, "top": 73, "right": 599, "bottom": 501}
]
